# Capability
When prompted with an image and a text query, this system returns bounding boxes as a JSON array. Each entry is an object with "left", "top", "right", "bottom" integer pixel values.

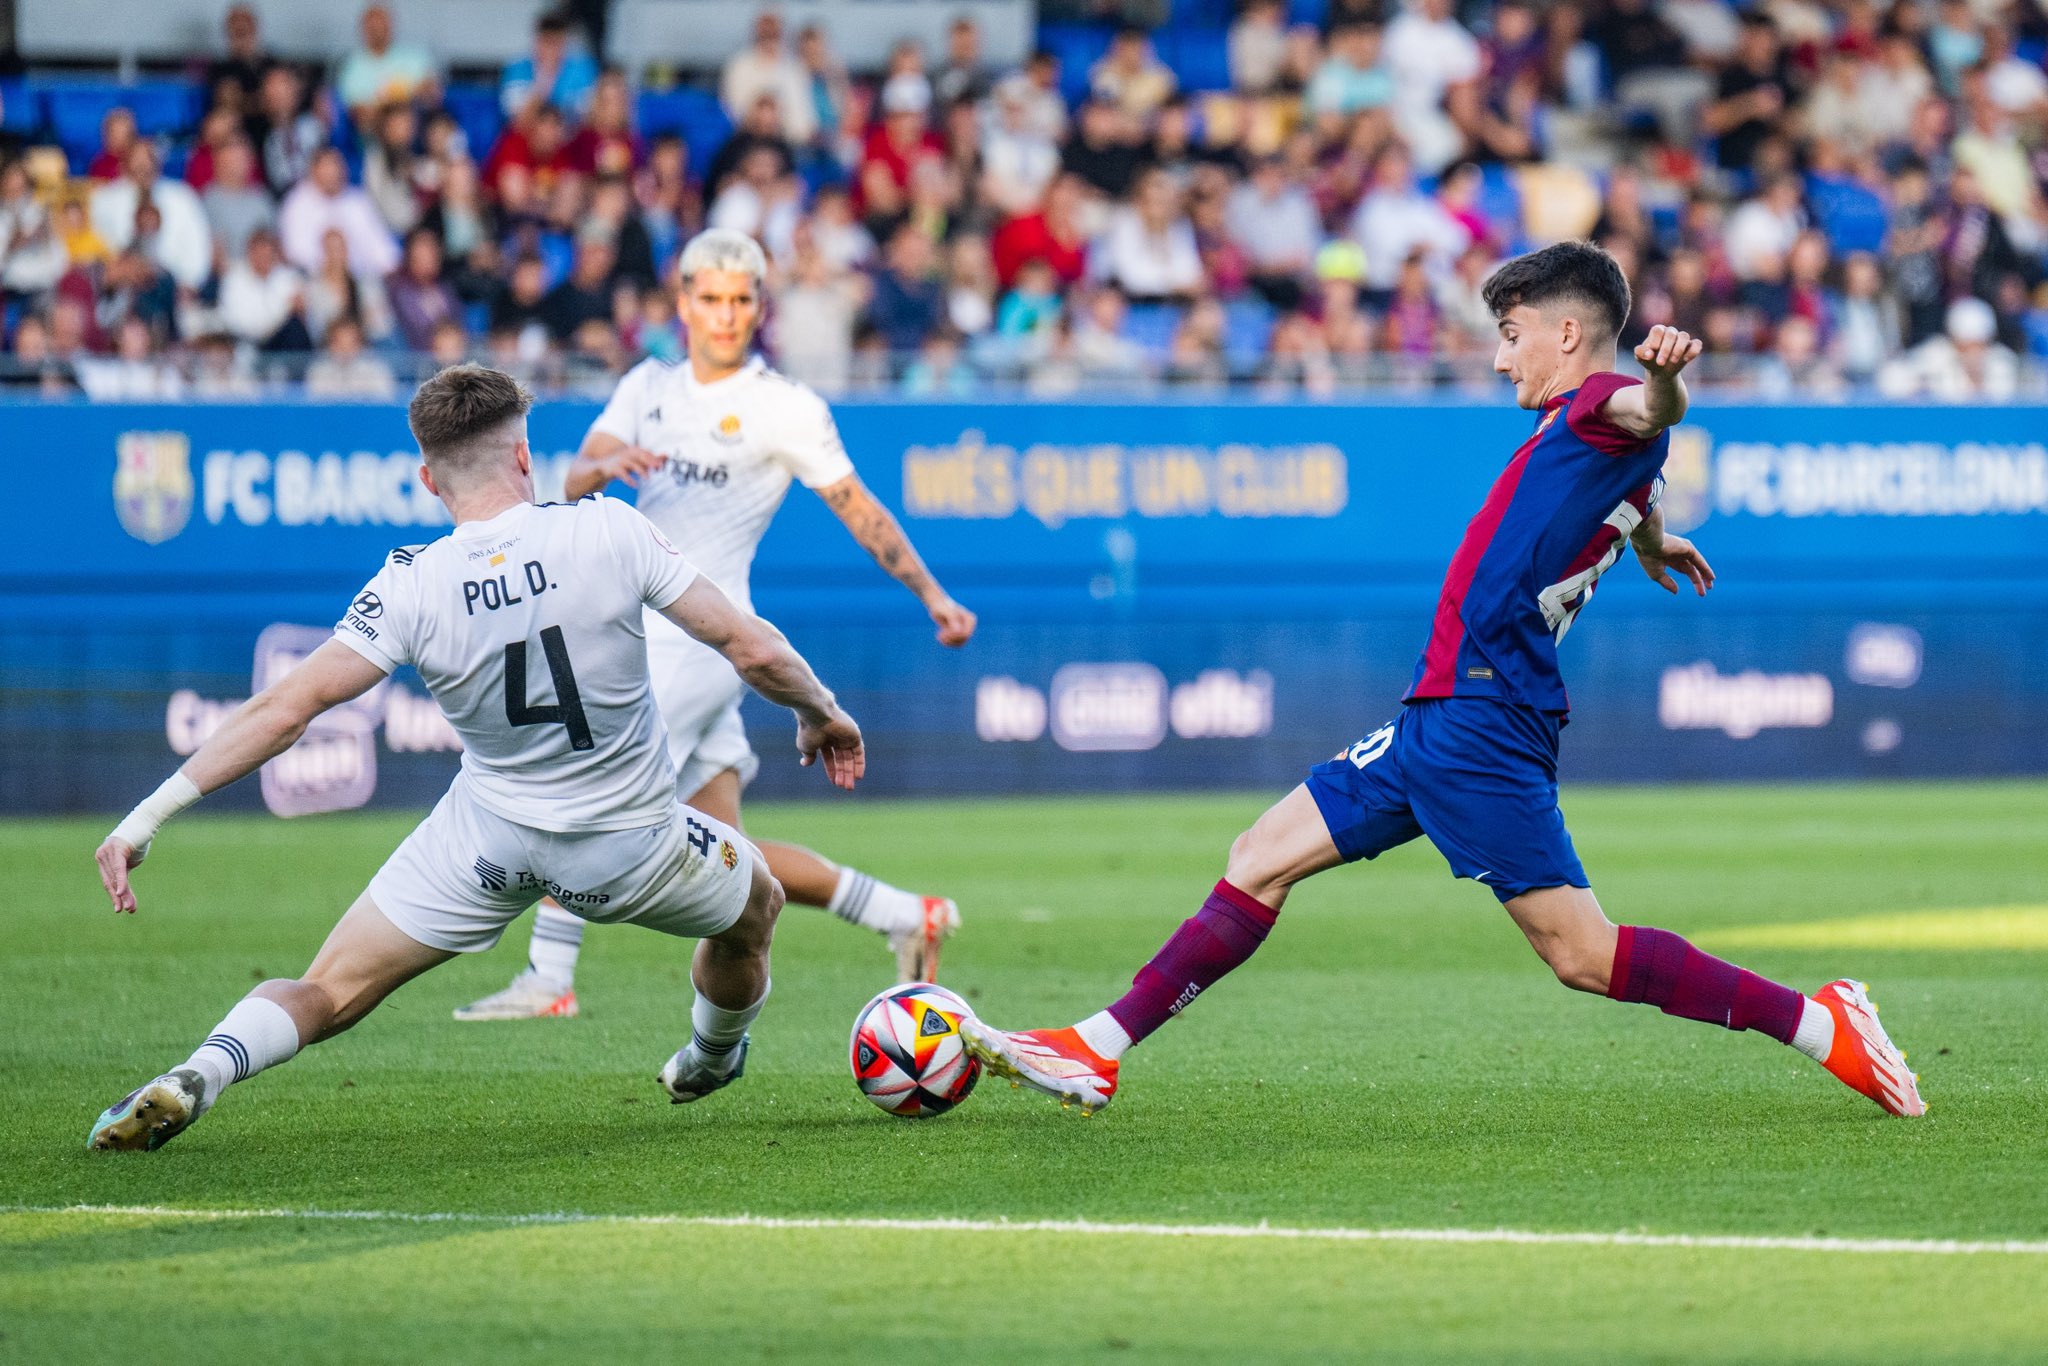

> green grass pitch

[{"left": 4, "top": 783, "right": 2047, "bottom": 1363}]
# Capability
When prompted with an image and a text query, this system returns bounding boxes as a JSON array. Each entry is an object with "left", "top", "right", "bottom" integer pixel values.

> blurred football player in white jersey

[
  {"left": 455, "top": 228, "right": 977, "bottom": 1022},
  {"left": 87, "top": 366, "right": 864, "bottom": 1151}
]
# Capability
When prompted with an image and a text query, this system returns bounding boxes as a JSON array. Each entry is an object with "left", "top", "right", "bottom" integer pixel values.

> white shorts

[
  {"left": 648, "top": 623, "right": 759, "bottom": 798},
  {"left": 369, "top": 778, "right": 756, "bottom": 953}
]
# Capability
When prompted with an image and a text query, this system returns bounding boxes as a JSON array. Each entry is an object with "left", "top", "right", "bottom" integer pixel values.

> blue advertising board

[{"left": 4, "top": 394, "right": 2046, "bottom": 816}]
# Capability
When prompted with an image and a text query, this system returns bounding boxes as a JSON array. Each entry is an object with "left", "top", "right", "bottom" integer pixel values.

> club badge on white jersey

[
  {"left": 590, "top": 355, "right": 854, "bottom": 612},
  {"left": 331, "top": 495, "right": 699, "bottom": 833}
]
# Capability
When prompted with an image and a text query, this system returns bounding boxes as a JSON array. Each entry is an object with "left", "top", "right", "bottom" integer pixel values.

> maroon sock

[
  {"left": 1606, "top": 925, "right": 1803, "bottom": 1043},
  {"left": 1106, "top": 879, "right": 1278, "bottom": 1045}
]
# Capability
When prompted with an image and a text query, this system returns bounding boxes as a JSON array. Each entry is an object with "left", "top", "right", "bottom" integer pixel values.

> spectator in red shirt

[
  {"left": 87, "top": 108, "right": 138, "bottom": 181},
  {"left": 991, "top": 171, "right": 1090, "bottom": 288},
  {"left": 858, "top": 73, "right": 944, "bottom": 219},
  {"left": 483, "top": 103, "right": 575, "bottom": 202},
  {"left": 565, "top": 69, "right": 644, "bottom": 177}
]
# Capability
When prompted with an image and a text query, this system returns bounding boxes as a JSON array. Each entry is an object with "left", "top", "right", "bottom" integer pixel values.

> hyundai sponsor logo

[
  {"left": 1845, "top": 624, "right": 1923, "bottom": 689},
  {"left": 1050, "top": 663, "right": 1170, "bottom": 752},
  {"left": 1658, "top": 662, "right": 1834, "bottom": 739}
]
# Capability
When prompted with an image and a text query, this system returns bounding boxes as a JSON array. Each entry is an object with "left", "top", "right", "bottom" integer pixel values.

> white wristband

[{"left": 109, "top": 771, "right": 203, "bottom": 856}]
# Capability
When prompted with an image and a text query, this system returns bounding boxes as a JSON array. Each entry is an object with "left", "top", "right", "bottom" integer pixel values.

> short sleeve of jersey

[
  {"left": 1565, "top": 372, "right": 1651, "bottom": 457},
  {"left": 331, "top": 552, "right": 418, "bottom": 674},
  {"left": 598, "top": 494, "right": 701, "bottom": 609},
  {"left": 769, "top": 383, "right": 857, "bottom": 489},
  {"left": 588, "top": 358, "right": 662, "bottom": 446}
]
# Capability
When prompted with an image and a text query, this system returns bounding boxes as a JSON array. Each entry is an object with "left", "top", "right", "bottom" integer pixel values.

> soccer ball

[{"left": 849, "top": 983, "right": 982, "bottom": 1118}]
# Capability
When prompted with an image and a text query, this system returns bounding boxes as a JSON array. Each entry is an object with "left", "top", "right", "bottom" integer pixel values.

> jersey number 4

[{"left": 504, "top": 626, "right": 594, "bottom": 751}]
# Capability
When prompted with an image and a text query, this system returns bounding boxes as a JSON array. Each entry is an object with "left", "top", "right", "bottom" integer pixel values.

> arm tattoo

[{"left": 822, "top": 480, "right": 935, "bottom": 593}]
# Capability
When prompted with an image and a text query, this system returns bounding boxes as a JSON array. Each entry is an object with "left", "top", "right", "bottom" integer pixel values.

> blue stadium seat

[
  {"left": 0, "top": 79, "right": 36, "bottom": 135},
  {"left": 1158, "top": 29, "right": 1233, "bottom": 94},
  {"left": 1476, "top": 163, "right": 1524, "bottom": 244},
  {"left": 443, "top": 84, "right": 505, "bottom": 160},
  {"left": 1121, "top": 301, "right": 1183, "bottom": 357},
  {"left": 41, "top": 80, "right": 199, "bottom": 162},
  {"left": 638, "top": 88, "right": 731, "bottom": 177},
  {"left": 1288, "top": 0, "right": 1329, "bottom": 25},
  {"left": 1039, "top": 24, "right": 1115, "bottom": 106},
  {"left": 1222, "top": 299, "right": 1273, "bottom": 363},
  {"left": 464, "top": 301, "right": 492, "bottom": 336},
  {"left": 1806, "top": 172, "right": 1888, "bottom": 256},
  {"left": 1170, "top": 0, "right": 1233, "bottom": 28}
]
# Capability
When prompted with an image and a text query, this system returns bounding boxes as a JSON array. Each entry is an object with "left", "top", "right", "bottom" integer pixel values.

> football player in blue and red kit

[{"left": 962, "top": 241, "right": 1924, "bottom": 1120}]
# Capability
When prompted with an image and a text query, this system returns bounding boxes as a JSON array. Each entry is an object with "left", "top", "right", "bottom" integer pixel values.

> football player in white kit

[
  {"left": 455, "top": 229, "right": 976, "bottom": 1022},
  {"left": 86, "top": 365, "right": 863, "bottom": 1151}
]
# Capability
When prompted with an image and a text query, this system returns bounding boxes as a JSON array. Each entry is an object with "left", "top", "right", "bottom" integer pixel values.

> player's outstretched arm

[
  {"left": 564, "top": 432, "right": 667, "bottom": 500},
  {"left": 813, "top": 473, "right": 977, "bottom": 647},
  {"left": 657, "top": 577, "right": 866, "bottom": 789},
  {"left": 1604, "top": 325, "right": 1704, "bottom": 440},
  {"left": 94, "top": 641, "right": 390, "bottom": 913},
  {"left": 1629, "top": 503, "right": 1716, "bottom": 597}
]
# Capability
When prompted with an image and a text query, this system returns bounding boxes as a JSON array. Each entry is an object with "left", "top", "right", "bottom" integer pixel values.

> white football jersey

[
  {"left": 332, "top": 495, "right": 700, "bottom": 833},
  {"left": 589, "top": 355, "right": 855, "bottom": 612}
]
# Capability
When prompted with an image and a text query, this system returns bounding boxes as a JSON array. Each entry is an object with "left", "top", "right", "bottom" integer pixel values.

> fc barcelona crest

[{"left": 113, "top": 431, "right": 194, "bottom": 544}]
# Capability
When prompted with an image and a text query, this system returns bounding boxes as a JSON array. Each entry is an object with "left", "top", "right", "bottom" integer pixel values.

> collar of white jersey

[
  {"left": 453, "top": 499, "right": 533, "bottom": 534},
  {"left": 681, "top": 353, "right": 765, "bottom": 393}
]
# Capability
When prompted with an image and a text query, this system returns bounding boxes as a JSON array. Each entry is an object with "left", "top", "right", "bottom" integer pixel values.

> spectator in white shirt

[
  {"left": 721, "top": 11, "right": 816, "bottom": 146},
  {"left": 1348, "top": 143, "right": 1470, "bottom": 292},
  {"left": 1981, "top": 25, "right": 2048, "bottom": 118},
  {"left": 991, "top": 51, "right": 1069, "bottom": 144},
  {"left": 1229, "top": 0, "right": 1289, "bottom": 95},
  {"left": 90, "top": 143, "right": 213, "bottom": 288},
  {"left": 980, "top": 81, "right": 1061, "bottom": 217},
  {"left": 1382, "top": 0, "right": 1482, "bottom": 172},
  {"left": 77, "top": 316, "right": 185, "bottom": 399},
  {"left": 1723, "top": 173, "right": 1805, "bottom": 280},
  {"left": 279, "top": 146, "right": 400, "bottom": 278},
  {"left": 335, "top": 3, "right": 437, "bottom": 127},
  {"left": 0, "top": 158, "right": 67, "bottom": 294},
  {"left": 1226, "top": 157, "right": 1323, "bottom": 309},
  {"left": 1095, "top": 166, "right": 1204, "bottom": 303},
  {"left": 1878, "top": 295, "right": 2021, "bottom": 400},
  {"left": 218, "top": 227, "right": 310, "bottom": 350},
  {"left": 304, "top": 314, "right": 398, "bottom": 398}
]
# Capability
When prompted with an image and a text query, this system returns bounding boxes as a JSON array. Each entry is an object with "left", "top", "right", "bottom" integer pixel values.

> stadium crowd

[{"left": 3, "top": 0, "right": 2047, "bottom": 398}]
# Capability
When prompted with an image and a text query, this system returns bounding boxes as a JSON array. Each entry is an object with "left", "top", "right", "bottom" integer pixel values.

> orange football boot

[
  {"left": 960, "top": 1021, "right": 1119, "bottom": 1114},
  {"left": 1813, "top": 979, "right": 1925, "bottom": 1117}
]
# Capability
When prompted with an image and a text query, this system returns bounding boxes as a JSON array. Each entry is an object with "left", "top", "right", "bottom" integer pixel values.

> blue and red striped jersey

[{"left": 1405, "top": 372, "right": 1669, "bottom": 714}]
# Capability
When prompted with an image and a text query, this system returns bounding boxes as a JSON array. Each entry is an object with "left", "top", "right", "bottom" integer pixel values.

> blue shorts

[{"left": 1304, "top": 697, "right": 1588, "bottom": 905}]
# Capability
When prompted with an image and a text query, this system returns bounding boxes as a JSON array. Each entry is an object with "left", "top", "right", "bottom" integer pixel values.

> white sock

[
  {"left": 1790, "top": 997, "right": 1835, "bottom": 1062},
  {"left": 691, "top": 979, "right": 769, "bottom": 1075},
  {"left": 181, "top": 996, "right": 301, "bottom": 1106},
  {"left": 526, "top": 902, "right": 585, "bottom": 988},
  {"left": 1074, "top": 1010, "right": 1134, "bottom": 1061},
  {"left": 827, "top": 867, "right": 926, "bottom": 934}
]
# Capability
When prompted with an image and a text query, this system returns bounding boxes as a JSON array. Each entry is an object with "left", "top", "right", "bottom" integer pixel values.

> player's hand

[
  {"left": 797, "top": 710, "right": 866, "bottom": 790},
  {"left": 597, "top": 445, "right": 668, "bottom": 489},
  {"left": 927, "top": 596, "right": 977, "bottom": 648},
  {"left": 1634, "top": 325, "right": 1703, "bottom": 379},
  {"left": 1637, "top": 532, "right": 1715, "bottom": 596},
  {"left": 94, "top": 836, "right": 146, "bottom": 914}
]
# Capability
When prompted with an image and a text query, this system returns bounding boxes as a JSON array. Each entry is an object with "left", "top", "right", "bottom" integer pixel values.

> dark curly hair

[{"left": 1481, "top": 240, "right": 1632, "bottom": 344}]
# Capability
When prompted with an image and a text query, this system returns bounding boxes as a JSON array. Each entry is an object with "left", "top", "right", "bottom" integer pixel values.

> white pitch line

[{"left": 6, "top": 1205, "right": 2047, "bottom": 1257}]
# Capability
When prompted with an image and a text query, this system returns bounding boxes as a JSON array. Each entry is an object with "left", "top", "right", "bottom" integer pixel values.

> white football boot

[
  {"left": 658, "top": 1035, "right": 750, "bottom": 1103},
  {"left": 891, "top": 897, "right": 961, "bottom": 983},
  {"left": 452, "top": 970, "right": 579, "bottom": 1021}
]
